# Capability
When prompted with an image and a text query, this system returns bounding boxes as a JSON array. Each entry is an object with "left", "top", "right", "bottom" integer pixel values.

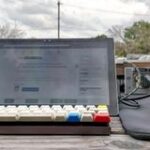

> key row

[
  {"left": 0, "top": 111, "right": 110, "bottom": 123},
  {"left": 0, "top": 105, "right": 110, "bottom": 123},
  {"left": 0, "top": 105, "right": 108, "bottom": 113}
]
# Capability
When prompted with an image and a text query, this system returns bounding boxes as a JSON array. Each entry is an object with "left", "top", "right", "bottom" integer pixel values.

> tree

[
  {"left": 109, "top": 21, "right": 150, "bottom": 56},
  {"left": 0, "top": 23, "right": 25, "bottom": 38},
  {"left": 108, "top": 25, "right": 125, "bottom": 42},
  {"left": 124, "top": 21, "right": 150, "bottom": 54},
  {"left": 95, "top": 34, "right": 107, "bottom": 39},
  {"left": 115, "top": 41, "right": 127, "bottom": 57}
]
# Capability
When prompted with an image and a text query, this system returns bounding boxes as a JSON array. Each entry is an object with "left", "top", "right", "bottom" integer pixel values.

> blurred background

[{"left": 0, "top": 0, "right": 150, "bottom": 58}]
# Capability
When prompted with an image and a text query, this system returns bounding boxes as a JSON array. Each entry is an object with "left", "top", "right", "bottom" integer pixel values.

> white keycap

[
  {"left": 32, "top": 109, "right": 43, "bottom": 114},
  {"left": 82, "top": 110, "right": 95, "bottom": 115},
  {"left": 6, "top": 106, "right": 17, "bottom": 111},
  {"left": 88, "top": 107, "right": 99, "bottom": 112},
  {"left": 75, "top": 107, "right": 86, "bottom": 113},
  {"left": 7, "top": 112, "right": 17, "bottom": 116},
  {"left": 81, "top": 114, "right": 93, "bottom": 122},
  {"left": 6, "top": 105, "right": 17, "bottom": 109},
  {"left": 0, "top": 113, "right": 17, "bottom": 121},
  {"left": 86, "top": 105, "right": 96, "bottom": 110},
  {"left": 7, "top": 109, "right": 18, "bottom": 114},
  {"left": 63, "top": 105, "right": 73, "bottom": 109},
  {"left": 63, "top": 105, "right": 74, "bottom": 112},
  {"left": 29, "top": 105, "right": 40, "bottom": 111},
  {"left": 51, "top": 105, "right": 62, "bottom": 111},
  {"left": 41, "top": 108, "right": 53, "bottom": 113},
  {"left": 17, "top": 105, "right": 29, "bottom": 111},
  {"left": 38, "top": 112, "right": 54, "bottom": 121},
  {"left": 18, "top": 113, "right": 35, "bottom": 121},
  {"left": 53, "top": 111, "right": 67, "bottom": 122},
  {"left": 18, "top": 112, "right": 53, "bottom": 122},
  {"left": 75, "top": 105, "right": 86, "bottom": 112},
  {"left": 40, "top": 105, "right": 51, "bottom": 110},
  {"left": 0, "top": 110, "right": 6, "bottom": 114},
  {"left": 19, "top": 110, "right": 30, "bottom": 114},
  {"left": 74, "top": 105, "right": 84, "bottom": 109},
  {"left": 6, "top": 107, "right": 17, "bottom": 114},
  {"left": 0, "top": 106, "right": 5, "bottom": 110}
]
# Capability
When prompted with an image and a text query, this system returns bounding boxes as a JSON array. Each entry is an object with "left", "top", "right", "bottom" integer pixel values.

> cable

[
  {"left": 124, "top": 94, "right": 150, "bottom": 101},
  {"left": 120, "top": 98, "right": 140, "bottom": 108},
  {"left": 119, "top": 61, "right": 142, "bottom": 108},
  {"left": 120, "top": 86, "right": 139, "bottom": 100},
  {"left": 120, "top": 61, "right": 141, "bottom": 99},
  {"left": 119, "top": 61, "right": 150, "bottom": 107},
  {"left": 119, "top": 87, "right": 140, "bottom": 108}
]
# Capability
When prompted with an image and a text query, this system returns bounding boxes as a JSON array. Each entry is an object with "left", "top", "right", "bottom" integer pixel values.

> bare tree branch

[
  {"left": 0, "top": 23, "right": 25, "bottom": 38},
  {"left": 108, "top": 25, "right": 125, "bottom": 42}
]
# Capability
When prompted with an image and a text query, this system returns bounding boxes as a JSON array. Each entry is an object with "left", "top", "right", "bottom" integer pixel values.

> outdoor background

[{"left": 0, "top": 0, "right": 150, "bottom": 56}]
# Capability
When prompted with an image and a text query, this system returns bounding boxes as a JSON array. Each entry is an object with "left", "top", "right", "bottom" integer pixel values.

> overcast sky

[{"left": 0, "top": 0, "right": 150, "bottom": 38}]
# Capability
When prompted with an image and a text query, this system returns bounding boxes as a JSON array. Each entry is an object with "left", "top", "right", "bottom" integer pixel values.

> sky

[{"left": 0, "top": 0, "right": 150, "bottom": 38}]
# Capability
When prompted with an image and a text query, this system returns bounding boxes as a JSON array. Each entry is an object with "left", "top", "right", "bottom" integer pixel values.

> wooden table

[{"left": 0, "top": 118, "right": 149, "bottom": 150}]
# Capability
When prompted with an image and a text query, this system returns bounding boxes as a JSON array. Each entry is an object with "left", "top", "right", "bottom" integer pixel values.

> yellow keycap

[{"left": 97, "top": 105, "right": 107, "bottom": 108}]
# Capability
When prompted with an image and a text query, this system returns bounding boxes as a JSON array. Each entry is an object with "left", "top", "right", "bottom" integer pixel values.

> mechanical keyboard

[{"left": 0, "top": 105, "right": 111, "bottom": 135}]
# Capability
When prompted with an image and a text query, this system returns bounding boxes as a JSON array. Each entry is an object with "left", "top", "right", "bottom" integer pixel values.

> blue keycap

[{"left": 67, "top": 112, "right": 81, "bottom": 122}]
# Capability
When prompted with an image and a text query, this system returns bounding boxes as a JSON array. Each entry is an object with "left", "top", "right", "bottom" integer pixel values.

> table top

[{"left": 0, "top": 117, "right": 149, "bottom": 150}]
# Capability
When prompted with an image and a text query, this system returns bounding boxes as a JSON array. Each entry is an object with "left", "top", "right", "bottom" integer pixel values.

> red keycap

[{"left": 93, "top": 113, "right": 111, "bottom": 123}]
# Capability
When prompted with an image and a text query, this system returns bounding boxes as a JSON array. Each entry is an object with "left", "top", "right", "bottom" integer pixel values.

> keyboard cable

[{"left": 119, "top": 61, "right": 141, "bottom": 108}]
